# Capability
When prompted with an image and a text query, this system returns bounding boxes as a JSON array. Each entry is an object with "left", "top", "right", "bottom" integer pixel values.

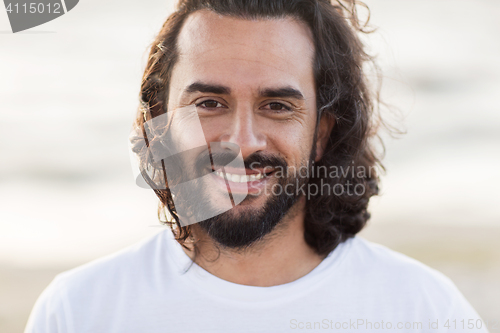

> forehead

[{"left": 175, "top": 10, "right": 315, "bottom": 88}]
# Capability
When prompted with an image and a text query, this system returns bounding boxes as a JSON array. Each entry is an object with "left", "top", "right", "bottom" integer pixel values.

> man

[{"left": 26, "top": 0, "right": 487, "bottom": 332}]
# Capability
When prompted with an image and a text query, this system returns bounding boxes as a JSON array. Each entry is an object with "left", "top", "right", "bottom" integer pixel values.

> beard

[{"left": 196, "top": 152, "right": 311, "bottom": 250}]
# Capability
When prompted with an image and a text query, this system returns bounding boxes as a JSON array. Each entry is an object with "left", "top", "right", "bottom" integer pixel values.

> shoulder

[
  {"left": 343, "top": 237, "right": 485, "bottom": 326},
  {"left": 25, "top": 230, "right": 173, "bottom": 332},
  {"left": 55, "top": 229, "right": 170, "bottom": 291},
  {"left": 344, "top": 236, "right": 464, "bottom": 305},
  {"left": 348, "top": 236, "right": 453, "bottom": 279},
  {"left": 37, "top": 229, "right": 173, "bottom": 311}
]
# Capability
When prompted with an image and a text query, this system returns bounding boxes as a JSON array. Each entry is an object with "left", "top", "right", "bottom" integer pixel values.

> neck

[{"left": 182, "top": 197, "right": 325, "bottom": 287}]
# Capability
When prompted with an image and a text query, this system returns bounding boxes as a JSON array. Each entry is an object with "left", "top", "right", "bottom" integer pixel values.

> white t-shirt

[{"left": 25, "top": 229, "right": 488, "bottom": 333}]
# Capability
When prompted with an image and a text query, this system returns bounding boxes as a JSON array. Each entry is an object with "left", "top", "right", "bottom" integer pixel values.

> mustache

[
  {"left": 242, "top": 153, "right": 287, "bottom": 170},
  {"left": 159, "top": 143, "right": 289, "bottom": 185},
  {"left": 197, "top": 151, "right": 288, "bottom": 171}
]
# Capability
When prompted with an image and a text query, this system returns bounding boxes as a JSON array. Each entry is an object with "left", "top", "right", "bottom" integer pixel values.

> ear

[{"left": 314, "top": 114, "right": 335, "bottom": 162}]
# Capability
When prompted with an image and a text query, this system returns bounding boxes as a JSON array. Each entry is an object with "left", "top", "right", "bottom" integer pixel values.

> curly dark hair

[{"left": 130, "top": 0, "right": 386, "bottom": 256}]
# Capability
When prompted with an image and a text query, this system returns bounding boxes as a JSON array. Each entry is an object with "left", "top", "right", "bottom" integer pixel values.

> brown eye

[
  {"left": 196, "top": 100, "right": 226, "bottom": 109},
  {"left": 198, "top": 100, "right": 221, "bottom": 108},
  {"left": 268, "top": 103, "right": 290, "bottom": 111}
]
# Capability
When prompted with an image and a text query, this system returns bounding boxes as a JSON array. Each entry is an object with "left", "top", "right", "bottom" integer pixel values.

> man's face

[{"left": 166, "top": 10, "right": 322, "bottom": 247}]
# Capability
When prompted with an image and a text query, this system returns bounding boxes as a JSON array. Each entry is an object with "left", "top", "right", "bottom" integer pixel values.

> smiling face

[{"left": 166, "top": 10, "right": 330, "bottom": 247}]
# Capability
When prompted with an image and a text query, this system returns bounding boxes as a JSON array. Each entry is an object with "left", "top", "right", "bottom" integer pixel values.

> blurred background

[{"left": 1, "top": 0, "right": 499, "bottom": 331}]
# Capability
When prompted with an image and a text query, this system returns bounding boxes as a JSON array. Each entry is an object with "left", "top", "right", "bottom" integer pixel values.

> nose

[{"left": 219, "top": 106, "right": 267, "bottom": 159}]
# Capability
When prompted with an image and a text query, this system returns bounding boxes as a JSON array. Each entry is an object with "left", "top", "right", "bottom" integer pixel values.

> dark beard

[{"left": 197, "top": 153, "right": 310, "bottom": 250}]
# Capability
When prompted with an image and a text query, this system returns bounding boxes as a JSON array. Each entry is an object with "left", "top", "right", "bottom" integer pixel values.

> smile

[{"left": 214, "top": 171, "right": 265, "bottom": 183}]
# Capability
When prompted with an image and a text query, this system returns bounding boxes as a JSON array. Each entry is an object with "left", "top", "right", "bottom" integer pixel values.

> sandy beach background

[{"left": 1, "top": 0, "right": 499, "bottom": 332}]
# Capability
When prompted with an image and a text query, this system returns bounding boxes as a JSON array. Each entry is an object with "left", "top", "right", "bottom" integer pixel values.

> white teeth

[{"left": 213, "top": 171, "right": 265, "bottom": 182}]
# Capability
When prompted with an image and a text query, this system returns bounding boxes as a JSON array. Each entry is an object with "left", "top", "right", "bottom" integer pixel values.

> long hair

[{"left": 130, "top": 0, "right": 386, "bottom": 255}]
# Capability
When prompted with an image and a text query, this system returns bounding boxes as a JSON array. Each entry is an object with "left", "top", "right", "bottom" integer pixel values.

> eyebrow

[
  {"left": 184, "top": 82, "right": 305, "bottom": 100},
  {"left": 185, "top": 82, "right": 231, "bottom": 95},
  {"left": 259, "top": 87, "right": 305, "bottom": 100}
]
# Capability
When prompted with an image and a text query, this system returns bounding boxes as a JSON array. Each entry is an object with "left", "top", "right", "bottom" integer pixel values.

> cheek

[
  {"left": 197, "top": 117, "right": 226, "bottom": 143},
  {"left": 265, "top": 121, "right": 316, "bottom": 164}
]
